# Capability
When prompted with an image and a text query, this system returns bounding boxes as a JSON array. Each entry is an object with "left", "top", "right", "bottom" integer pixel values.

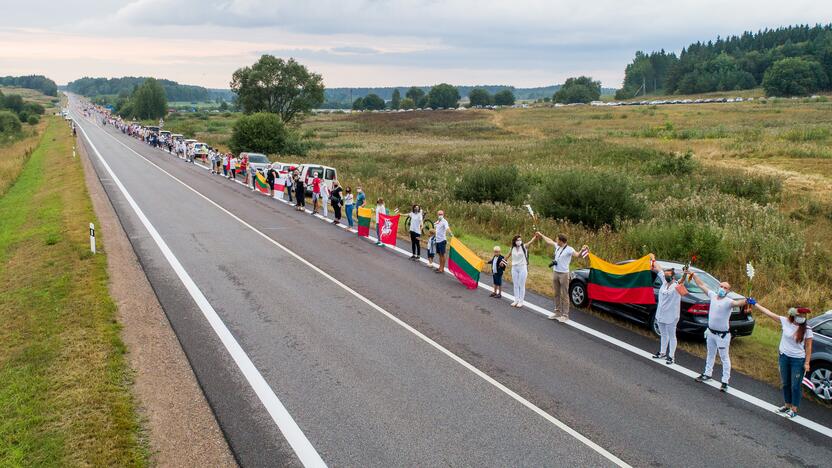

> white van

[{"left": 299, "top": 164, "right": 337, "bottom": 195}]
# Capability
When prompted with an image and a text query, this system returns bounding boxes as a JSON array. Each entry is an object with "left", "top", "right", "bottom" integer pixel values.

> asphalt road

[{"left": 70, "top": 99, "right": 832, "bottom": 467}]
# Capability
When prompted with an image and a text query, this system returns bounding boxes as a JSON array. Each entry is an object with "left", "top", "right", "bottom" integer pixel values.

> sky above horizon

[{"left": 1, "top": 1, "right": 830, "bottom": 89}]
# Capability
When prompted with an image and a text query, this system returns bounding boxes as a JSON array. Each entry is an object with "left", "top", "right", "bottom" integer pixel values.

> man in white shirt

[
  {"left": 536, "top": 232, "right": 588, "bottom": 322},
  {"left": 692, "top": 273, "right": 748, "bottom": 392},
  {"left": 434, "top": 210, "right": 452, "bottom": 274}
]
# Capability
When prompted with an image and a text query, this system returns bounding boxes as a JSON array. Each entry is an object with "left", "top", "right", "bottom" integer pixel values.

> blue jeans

[
  {"left": 779, "top": 353, "right": 805, "bottom": 408},
  {"left": 345, "top": 205, "right": 354, "bottom": 227}
]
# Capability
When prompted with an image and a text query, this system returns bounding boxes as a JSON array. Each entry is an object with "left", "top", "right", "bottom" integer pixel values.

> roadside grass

[
  {"left": 158, "top": 95, "right": 831, "bottom": 388},
  {"left": 0, "top": 117, "right": 148, "bottom": 466}
]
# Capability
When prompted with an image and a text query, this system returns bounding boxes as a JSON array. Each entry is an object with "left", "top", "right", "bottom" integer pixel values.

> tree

[
  {"left": 229, "top": 112, "right": 291, "bottom": 154},
  {"left": 362, "top": 93, "right": 386, "bottom": 110},
  {"left": 763, "top": 57, "right": 829, "bottom": 96},
  {"left": 2, "top": 94, "right": 24, "bottom": 114},
  {"left": 553, "top": 76, "right": 601, "bottom": 104},
  {"left": 494, "top": 89, "right": 516, "bottom": 106},
  {"left": 230, "top": 55, "right": 325, "bottom": 123},
  {"left": 391, "top": 89, "right": 401, "bottom": 109},
  {"left": 130, "top": 78, "right": 167, "bottom": 119},
  {"left": 468, "top": 87, "right": 492, "bottom": 107},
  {"left": 427, "top": 83, "right": 460, "bottom": 109},
  {"left": 399, "top": 97, "right": 415, "bottom": 109},
  {"left": 218, "top": 101, "right": 229, "bottom": 111},
  {"left": 352, "top": 97, "right": 364, "bottom": 110},
  {"left": 405, "top": 86, "right": 426, "bottom": 105}
]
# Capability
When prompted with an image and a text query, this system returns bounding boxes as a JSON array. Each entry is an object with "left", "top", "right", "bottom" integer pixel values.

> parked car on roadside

[
  {"left": 240, "top": 152, "right": 270, "bottom": 173},
  {"left": 299, "top": 164, "right": 338, "bottom": 195},
  {"left": 807, "top": 311, "right": 832, "bottom": 401},
  {"left": 569, "top": 260, "right": 755, "bottom": 339}
]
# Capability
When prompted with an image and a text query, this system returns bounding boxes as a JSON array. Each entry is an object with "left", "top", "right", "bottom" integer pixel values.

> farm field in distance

[{"left": 162, "top": 94, "right": 832, "bottom": 387}]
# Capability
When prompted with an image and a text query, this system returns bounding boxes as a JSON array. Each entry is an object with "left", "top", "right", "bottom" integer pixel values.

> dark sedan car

[
  {"left": 569, "top": 260, "right": 755, "bottom": 339},
  {"left": 807, "top": 311, "right": 832, "bottom": 401}
]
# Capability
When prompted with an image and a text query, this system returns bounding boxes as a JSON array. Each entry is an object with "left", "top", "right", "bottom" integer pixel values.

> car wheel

[
  {"left": 651, "top": 315, "right": 661, "bottom": 337},
  {"left": 569, "top": 282, "right": 589, "bottom": 308},
  {"left": 809, "top": 364, "right": 832, "bottom": 402}
]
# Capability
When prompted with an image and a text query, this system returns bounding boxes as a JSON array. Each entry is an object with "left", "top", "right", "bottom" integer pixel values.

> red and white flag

[
  {"left": 378, "top": 212, "right": 400, "bottom": 246},
  {"left": 580, "top": 246, "right": 590, "bottom": 258},
  {"left": 803, "top": 376, "right": 815, "bottom": 392}
]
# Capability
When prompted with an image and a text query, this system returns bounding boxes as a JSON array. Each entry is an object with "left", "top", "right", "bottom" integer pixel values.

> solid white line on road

[
  {"left": 84, "top": 111, "right": 631, "bottom": 467},
  {"left": 153, "top": 135, "right": 832, "bottom": 440},
  {"left": 74, "top": 118, "right": 327, "bottom": 468}
]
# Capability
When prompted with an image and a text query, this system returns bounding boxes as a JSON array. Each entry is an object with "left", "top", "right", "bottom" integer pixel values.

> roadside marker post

[
  {"left": 89, "top": 223, "right": 96, "bottom": 254},
  {"left": 73, "top": 145, "right": 76, "bottom": 159}
]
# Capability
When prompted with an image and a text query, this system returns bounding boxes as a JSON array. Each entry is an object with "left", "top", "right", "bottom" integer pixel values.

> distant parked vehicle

[
  {"left": 299, "top": 164, "right": 337, "bottom": 195},
  {"left": 569, "top": 260, "right": 755, "bottom": 339},
  {"left": 240, "top": 152, "right": 270, "bottom": 173},
  {"left": 807, "top": 311, "right": 832, "bottom": 401}
]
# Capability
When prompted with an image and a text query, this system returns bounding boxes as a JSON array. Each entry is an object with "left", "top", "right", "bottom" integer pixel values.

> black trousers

[
  {"left": 410, "top": 231, "right": 421, "bottom": 257},
  {"left": 333, "top": 203, "right": 342, "bottom": 220}
]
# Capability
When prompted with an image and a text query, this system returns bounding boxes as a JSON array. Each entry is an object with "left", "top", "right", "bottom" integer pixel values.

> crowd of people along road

[{"left": 89, "top": 105, "right": 817, "bottom": 419}]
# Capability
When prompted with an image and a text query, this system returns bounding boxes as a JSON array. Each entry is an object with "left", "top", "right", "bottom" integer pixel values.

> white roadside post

[
  {"left": 89, "top": 223, "right": 96, "bottom": 254},
  {"left": 73, "top": 145, "right": 76, "bottom": 159}
]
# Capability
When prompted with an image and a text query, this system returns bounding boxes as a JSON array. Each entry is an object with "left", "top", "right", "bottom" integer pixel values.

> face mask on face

[
  {"left": 665, "top": 275, "right": 674, "bottom": 283},
  {"left": 717, "top": 288, "right": 728, "bottom": 298},
  {"left": 515, "top": 240, "right": 522, "bottom": 246},
  {"left": 794, "top": 316, "right": 806, "bottom": 324},
  {"left": 438, "top": 215, "right": 444, "bottom": 220}
]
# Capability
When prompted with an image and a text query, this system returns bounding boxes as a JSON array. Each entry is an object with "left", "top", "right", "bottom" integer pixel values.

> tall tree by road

[
  {"left": 391, "top": 89, "right": 401, "bottom": 109},
  {"left": 405, "top": 87, "right": 426, "bottom": 107},
  {"left": 131, "top": 78, "right": 167, "bottom": 119},
  {"left": 230, "top": 55, "right": 325, "bottom": 123},
  {"left": 553, "top": 76, "right": 601, "bottom": 104},
  {"left": 427, "top": 83, "right": 460, "bottom": 109}
]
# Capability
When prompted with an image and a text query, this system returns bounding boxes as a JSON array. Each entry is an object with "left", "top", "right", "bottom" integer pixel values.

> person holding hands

[
  {"left": 747, "top": 299, "right": 813, "bottom": 418},
  {"left": 536, "top": 231, "right": 588, "bottom": 322}
]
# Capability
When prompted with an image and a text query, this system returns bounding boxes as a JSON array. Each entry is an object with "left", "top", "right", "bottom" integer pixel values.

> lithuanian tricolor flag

[
  {"left": 356, "top": 207, "right": 373, "bottom": 236},
  {"left": 449, "top": 237, "right": 485, "bottom": 290},
  {"left": 254, "top": 171, "right": 271, "bottom": 194},
  {"left": 587, "top": 253, "right": 656, "bottom": 304}
]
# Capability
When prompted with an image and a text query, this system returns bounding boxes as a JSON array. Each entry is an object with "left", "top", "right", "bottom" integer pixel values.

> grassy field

[
  {"left": 162, "top": 92, "right": 832, "bottom": 387},
  {"left": 0, "top": 116, "right": 148, "bottom": 466}
]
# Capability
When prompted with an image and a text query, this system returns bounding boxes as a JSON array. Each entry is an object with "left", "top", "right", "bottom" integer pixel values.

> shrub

[
  {"left": 763, "top": 57, "right": 829, "bottom": 97},
  {"left": 650, "top": 150, "right": 697, "bottom": 176},
  {"left": 0, "top": 110, "right": 22, "bottom": 133},
  {"left": 229, "top": 112, "right": 291, "bottom": 155},
  {"left": 706, "top": 171, "right": 782, "bottom": 205},
  {"left": 533, "top": 170, "right": 644, "bottom": 230},
  {"left": 625, "top": 222, "right": 728, "bottom": 269},
  {"left": 454, "top": 165, "right": 522, "bottom": 204},
  {"left": 27, "top": 115, "right": 39, "bottom": 125}
]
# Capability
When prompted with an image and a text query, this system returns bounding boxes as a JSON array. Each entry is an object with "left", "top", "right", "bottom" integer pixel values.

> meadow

[{"left": 163, "top": 95, "right": 832, "bottom": 386}]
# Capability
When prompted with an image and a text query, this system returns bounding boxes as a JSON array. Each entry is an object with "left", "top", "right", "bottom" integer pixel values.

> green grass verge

[{"left": 0, "top": 117, "right": 148, "bottom": 466}]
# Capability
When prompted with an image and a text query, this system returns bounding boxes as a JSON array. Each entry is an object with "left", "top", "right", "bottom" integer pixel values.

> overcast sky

[{"left": 1, "top": 1, "right": 830, "bottom": 89}]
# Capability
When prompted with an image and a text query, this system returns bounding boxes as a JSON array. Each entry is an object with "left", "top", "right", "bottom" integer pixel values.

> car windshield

[
  {"left": 248, "top": 155, "right": 269, "bottom": 163},
  {"left": 654, "top": 269, "right": 720, "bottom": 294}
]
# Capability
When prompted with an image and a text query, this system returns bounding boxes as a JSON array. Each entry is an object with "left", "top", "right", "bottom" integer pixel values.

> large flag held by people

[
  {"left": 448, "top": 237, "right": 485, "bottom": 290},
  {"left": 254, "top": 171, "right": 271, "bottom": 195},
  {"left": 357, "top": 207, "right": 373, "bottom": 237},
  {"left": 587, "top": 253, "right": 656, "bottom": 304},
  {"left": 378, "top": 212, "right": 400, "bottom": 246}
]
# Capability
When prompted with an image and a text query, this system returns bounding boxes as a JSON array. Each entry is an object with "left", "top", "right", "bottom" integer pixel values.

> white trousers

[
  {"left": 658, "top": 319, "right": 678, "bottom": 359},
  {"left": 512, "top": 265, "right": 527, "bottom": 304},
  {"left": 704, "top": 330, "right": 731, "bottom": 383},
  {"left": 322, "top": 196, "right": 329, "bottom": 216}
]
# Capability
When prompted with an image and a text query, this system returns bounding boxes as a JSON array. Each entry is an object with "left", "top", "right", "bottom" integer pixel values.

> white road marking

[
  {"left": 80, "top": 110, "right": 631, "bottom": 467},
  {"left": 74, "top": 118, "right": 327, "bottom": 468},
  {"left": 163, "top": 134, "right": 832, "bottom": 440}
]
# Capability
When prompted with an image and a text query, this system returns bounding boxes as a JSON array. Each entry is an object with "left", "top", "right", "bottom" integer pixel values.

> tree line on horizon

[
  {"left": 617, "top": 24, "right": 832, "bottom": 98},
  {"left": 65, "top": 76, "right": 232, "bottom": 103},
  {"left": 0, "top": 75, "right": 58, "bottom": 97}
]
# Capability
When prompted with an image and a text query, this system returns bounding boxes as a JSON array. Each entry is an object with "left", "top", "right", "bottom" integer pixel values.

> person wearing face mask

[
  {"left": 433, "top": 211, "right": 452, "bottom": 273},
  {"left": 692, "top": 273, "right": 748, "bottom": 392},
  {"left": 536, "top": 231, "right": 589, "bottom": 322},
  {"left": 649, "top": 254, "right": 683, "bottom": 365},
  {"left": 503, "top": 233, "right": 539, "bottom": 308},
  {"left": 747, "top": 300, "right": 813, "bottom": 418}
]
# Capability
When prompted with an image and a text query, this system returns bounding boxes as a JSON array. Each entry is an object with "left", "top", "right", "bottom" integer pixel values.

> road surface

[{"left": 69, "top": 99, "right": 832, "bottom": 467}]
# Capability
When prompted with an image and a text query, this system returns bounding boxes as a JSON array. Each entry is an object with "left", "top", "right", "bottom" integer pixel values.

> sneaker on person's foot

[
  {"left": 510, "top": 302, "right": 518, "bottom": 307},
  {"left": 776, "top": 405, "right": 790, "bottom": 414},
  {"left": 652, "top": 352, "right": 665, "bottom": 359},
  {"left": 495, "top": 293, "right": 501, "bottom": 299},
  {"left": 557, "top": 316, "right": 568, "bottom": 323},
  {"left": 694, "top": 374, "right": 711, "bottom": 383},
  {"left": 666, "top": 357, "right": 674, "bottom": 365},
  {"left": 547, "top": 314, "right": 558, "bottom": 320},
  {"left": 784, "top": 409, "right": 797, "bottom": 419},
  {"left": 489, "top": 292, "right": 497, "bottom": 297},
  {"left": 720, "top": 382, "right": 729, "bottom": 392}
]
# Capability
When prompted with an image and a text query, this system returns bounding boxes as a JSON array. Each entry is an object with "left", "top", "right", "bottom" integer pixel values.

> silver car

[{"left": 808, "top": 311, "right": 832, "bottom": 401}]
